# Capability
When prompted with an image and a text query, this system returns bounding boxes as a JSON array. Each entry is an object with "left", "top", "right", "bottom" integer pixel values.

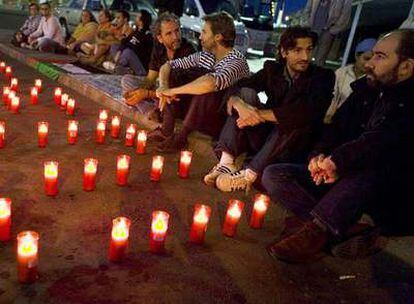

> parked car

[
  {"left": 55, "top": 0, "right": 157, "bottom": 31},
  {"left": 180, "top": 0, "right": 250, "bottom": 55}
]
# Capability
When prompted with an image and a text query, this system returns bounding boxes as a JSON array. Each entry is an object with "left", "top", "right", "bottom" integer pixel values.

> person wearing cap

[{"left": 324, "top": 38, "right": 376, "bottom": 123}]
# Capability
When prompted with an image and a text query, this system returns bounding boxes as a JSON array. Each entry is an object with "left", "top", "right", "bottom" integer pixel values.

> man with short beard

[
  {"left": 204, "top": 27, "right": 334, "bottom": 193},
  {"left": 263, "top": 30, "right": 414, "bottom": 263}
]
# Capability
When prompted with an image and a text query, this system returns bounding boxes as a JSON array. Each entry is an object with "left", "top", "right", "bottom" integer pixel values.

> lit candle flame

[
  {"left": 84, "top": 159, "right": 97, "bottom": 174},
  {"left": 61, "top": 93, "right": 69, "bottom": 103},
  {"left": 0, "top": 122, "right": 5, "bottom": 134},
  {"left": 194, "top": 205, "right": 209, "bottom": 224},
  {"left": 152, "top": 156, "right": 164, "bottom": 170},
  {"left": 112, "top": 217, "right": 130, "bottom": 241},
  {"left": 11, "top": 78, "right": 18, "bottom": 86},
  {"left": 3, "top": 87, "right": 10, "bottom": 94},
  {"left": 11, "top": 96, "right": 19, "bottom": 106},
  {"left": 254, "top": 195, "right": 269, "bottom": 212},
  {"left": 117, "top": 156, "right": 129, "bottom": 170},
  {"left": 67, "top": 98, "right": 75, "bottom": 108},
  {"left": 180, "top": 151, "right": 192, "bottom": 165},
  {"left": 54, "top": 88, "right": 62, "bottom": 96},
  {"left": 31, "top": 87, "right": 38, "bottom": 96},
  {"left": 152, "top": 216, "right": 168, "bottom": 233},
  {"left": 111, "top": 116, "right": 120, "bottom": 126},
  {"left": 127, "top": 124, "right": 136, "bottom": 134},
  {"left": 38, "top": 122, "right": 48, "bottom": 134},
  {"left": 68, "top": 121, "right": 78, "bottom": 132},
  {"left": 44, "top": 162, "right": 58, "bottom": 178},
  {"left": 35, "top": 79, "right": 42, "bottom": 87},
  {"left": 137, "top": 130, "right": 147, "bottom": 142},
  {"left": 17, "top": 232, "right": 38, "bottom": 257},
  {"left": 227, "top": 203, "right": 242, "bottom": 219},
  {"left": 0, "top": 198, "right": 11, "bottom": 218},
  {"left": 5, "top": 66, "right": 11, "bottom": 73},
  {"left": 97, "top": 121, "right": 106, "bottom": 131},
  {"left": 99, "top": 110, "right": 108, "bottom": 121}
]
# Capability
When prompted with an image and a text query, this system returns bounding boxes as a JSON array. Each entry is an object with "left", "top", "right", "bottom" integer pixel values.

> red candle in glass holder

[
  {"left": 37, "top": 122, "right": 48, "bottom": 148},
  {"left": 10, "top": 78, "right": 18, "bottom": 92},
  {"left": 30, "top": 87, "right": 38, "bottom": 105},
  {"left": 83, "top": 158, "right": 98, "bottom": 191},
  {"left": 99, "top": 109, "right": 109, "bottom": 123},
  {"left": 150, "top": 156, "right": 164, "bottom": 182},
  {"left": 150, "top": 211, "right": 169, "bottom": 253},
  {"left": 189, "top": 204, "right": 211, "bottom": 244},
  {"left": 249, "top": 194, "right": 270, "bottom": 229},
  {"left": 67, "top": 120, "right": 79, "bottom": 144},
  {"left": 34, "top": 79, "right": 42, "bottom": 93},
  {"left": 124, "top": 123, "right": 136, "bottom": 147},
  {"left": 96, "top": 120, "right": 106, "bottom": 144},
  {"left": 0, "top": 61, "right": 5, "bottom": 73},
  {"left": 178, "top": 151, "right": 192, "bottom": 179},
  {"left": 116, "top": 155, "right": 130, "bottom": 186},
  {"left": 66, "top": 98, "right": 76, "bottom": 115},
  {"left": 44, "top": 161, "right": 58, "bottom": 196},
  {"left": 110, "top": 116, "right": 121, "bottom": 138},
  {"left": 0, "top": 198, "right": 11, "bottom": 242},
  {"left": 136, "top": 130, "right": 147, "bottom": 154},
  {"left": 10, "top": 96, "right": 20, "bottom": 113},
  {"left": 54, "top": 87, "right": 62, "bottom": 105},
  {"left": 3, "top": 86, "right": 10, "bottom": 105},
  {"left": 17, "top": 231, "right": 39, "bottom": 284},
  {"left": 108, "top": 216, "right": 131, "bottom": 262},
  {"left": 222, "top": 199, "right": 244, "bottom": 237},
  {"left": 5, "top": 66, "right": 12, "bottom": 80},
  {"left": 60, "top": 93, "right": 69, "bottom": 109},
  {"left": 0, "top": 121, "right": 5, "bottom": 148}
]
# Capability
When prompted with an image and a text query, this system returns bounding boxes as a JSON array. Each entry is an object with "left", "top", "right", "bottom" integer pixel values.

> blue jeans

[
  {"left": 111, "top": 45, "right": 146, "bottom": 76},
  {"left": 262, "top": 164, "right": 382, "bottom": 237}
]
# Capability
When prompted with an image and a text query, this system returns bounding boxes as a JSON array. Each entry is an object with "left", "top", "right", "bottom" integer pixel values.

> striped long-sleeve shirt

[{"left": 169, "top": 49, "right": 250, "bottom": 91}]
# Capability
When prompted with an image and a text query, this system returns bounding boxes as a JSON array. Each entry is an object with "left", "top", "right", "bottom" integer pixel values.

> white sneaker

[
  {"left": 216, "top": 169, "right": 253, "bottom": 192},
  {"left": 103, "top": 61, "right": 115, "bottom": 71},
  {"left": 203, "top": 163, "right": 237, "bottom": 186}
]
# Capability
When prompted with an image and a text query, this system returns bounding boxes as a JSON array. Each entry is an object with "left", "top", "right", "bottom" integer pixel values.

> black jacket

[
  {"left": 311, "top": 76, "right": 414, "bottom": 177},
  {"left": 235, "top": 60, "right": 335, "bottom": 132},
  {"left": 233, "top": 60, "right": 335, "bottom": 162}
]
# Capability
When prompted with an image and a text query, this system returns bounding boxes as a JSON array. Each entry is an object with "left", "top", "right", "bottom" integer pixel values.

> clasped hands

[
  {"left": 156, "top": 86, "right": 179, "bottom": 112},
  {"left": 227, "top": 96, "right": 265, "bottom": 128},
  {"left": 308, "top": 154, "right": 339, "bottom": 185}
]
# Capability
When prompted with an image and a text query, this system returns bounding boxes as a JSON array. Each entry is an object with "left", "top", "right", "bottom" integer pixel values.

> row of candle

[
  {"left": 0, "top": 194, "right": 270, "bottom": 283},
  {"left": 0, "top": 118, "right": 150, "bottom": 152},
  {"left": 43, "top": 151, "right": 192, "bottom": 196}
]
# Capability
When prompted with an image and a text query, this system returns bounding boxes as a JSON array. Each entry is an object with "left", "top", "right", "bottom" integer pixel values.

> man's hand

[
  {"left": 156, "top": 87, "right": 179, "bottom": 112},
  {"left": 317, "top": 156, "right": 338, "bottom": 184},
  {"left": 308, "top": 154, "right": 326, "bottom": 185},
  {"left": 234, "top": 102, "right": 264, "bottom": 128},
  {"left": 123, "top": 89, "right": 153, "bottom": 106},
  {"left": 226, "top": 96, "right": 242, "bottom": 116}
]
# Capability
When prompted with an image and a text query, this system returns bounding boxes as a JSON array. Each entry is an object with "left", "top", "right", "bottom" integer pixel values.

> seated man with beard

[{"left": 263, "top": 30, "right": 414, "bottom": 263}]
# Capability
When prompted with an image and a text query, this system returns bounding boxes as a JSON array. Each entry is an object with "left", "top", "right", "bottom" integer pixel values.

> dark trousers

[
  {"left": 214, "top": 88, "right": 311, "bottom": 174},
  {"left": 262, "top": 164, "right": 385, "bottom": 237},
  {"left": 215, "top": 116, "right": 280, "bottom": 173},
  {"left": 162, "top": 68, "right": 227, "bottom": 138}
]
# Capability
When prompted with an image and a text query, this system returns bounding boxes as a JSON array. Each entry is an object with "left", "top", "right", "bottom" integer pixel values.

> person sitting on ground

[
  {"left": 77, "top": 10, "right": 132, "bottom": 67},
  {"left": 324, "top": 38, "right": 376, "bottom": 123},
  {"left": 122, "top": 12, "right": 195, "bottom": 115},
  {"left": 262, "top": 30, "right": 414, "bottom": 263},
  {"left": 204, "top": 27, "right": 335, "bottom": 193},
  {"left": 27, "top": 1, "right": 65, "bottom": 53},
  {"left": 11, "top": 2, "right": 41, "bottom": 48},
  {"left": 65, "top": 9, "right": 98, "bottom": 55},
  {"left": 152, "top": 11, "right": 250, "bottom": 153},
  {"left": 103, "top": 10, "right": 153, "bottom": 76}
]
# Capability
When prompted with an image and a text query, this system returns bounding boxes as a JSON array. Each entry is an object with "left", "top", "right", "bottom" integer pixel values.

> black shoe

[
  {"left": 331, "top": 227, "right": 386, "bottom": 259},
  {"left": 147, "top": 127, "right": 168, "bottom": 143},
  {"left": 157, "top": 135, "right": 187, "bottom": 153}
]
